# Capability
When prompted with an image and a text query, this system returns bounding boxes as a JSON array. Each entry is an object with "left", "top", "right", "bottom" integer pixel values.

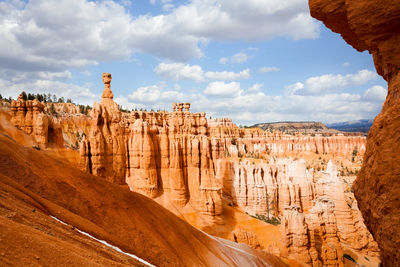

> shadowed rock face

[{"left": 309, "top": 0, "right": 400, "bottom": 265}]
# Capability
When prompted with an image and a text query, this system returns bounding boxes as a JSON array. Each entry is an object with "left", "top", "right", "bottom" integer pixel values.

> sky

[{"left": 0, "top": 0, "right": 388, "bottom": 125}]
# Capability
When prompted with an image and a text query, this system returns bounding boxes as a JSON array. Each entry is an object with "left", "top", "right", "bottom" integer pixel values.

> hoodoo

[{"left": 309, "top": 0, "right": 400, "bottom": 265}]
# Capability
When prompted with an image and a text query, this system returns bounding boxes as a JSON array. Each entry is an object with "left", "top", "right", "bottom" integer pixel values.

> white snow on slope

[{"left": 50, "top": 216, "right": 156, "bottom": 267}]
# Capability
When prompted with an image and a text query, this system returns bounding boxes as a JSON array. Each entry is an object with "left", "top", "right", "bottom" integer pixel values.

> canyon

[
  {"left": 2, "top": 72, "right": 381, "bottom": 266},
  {"left": 309, "top": 0, "right": 400, "bottom": 266}
]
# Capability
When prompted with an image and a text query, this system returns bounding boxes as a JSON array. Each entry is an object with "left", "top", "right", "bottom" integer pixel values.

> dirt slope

[
  {"left": 0, "top": 173, "right": 145, "bottom": 266},
  {"left": 0, "top": 131, "right": 285, "bottom": 266}
]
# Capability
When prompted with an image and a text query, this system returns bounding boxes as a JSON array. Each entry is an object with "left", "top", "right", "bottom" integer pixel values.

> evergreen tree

[
  {"left": 27, "top": 93, "right": 35, "bottom": 100},
  {"left": 21, "top": 91, "right": 27, "bottom": 101}
]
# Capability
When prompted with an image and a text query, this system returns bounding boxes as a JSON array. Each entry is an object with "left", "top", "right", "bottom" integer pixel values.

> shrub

[{"left": 250, "top": 214, "right": 281, "bottom": 225}]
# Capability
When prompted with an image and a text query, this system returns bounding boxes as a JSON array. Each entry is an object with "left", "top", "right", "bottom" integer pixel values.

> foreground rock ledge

[{"left": 309, "top": 0, "right": 400, "bottom": 265}]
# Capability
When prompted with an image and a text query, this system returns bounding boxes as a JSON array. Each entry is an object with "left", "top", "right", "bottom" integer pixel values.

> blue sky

[{"left": 0, "top": 0, "right": 387, "bottom": 125}]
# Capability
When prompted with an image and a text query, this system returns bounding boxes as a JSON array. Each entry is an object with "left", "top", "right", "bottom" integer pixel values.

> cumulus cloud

[
  {"left": 204, "top": 81, "right": 241, "bottom": 97},
  {"left": 205, "top": 69, "right": 250, "bottom": 80},
  {"left": 289, "top": 69, "right": 378, "bottom": 95},
  {"left": 154, "top": 62, "right": 250, "bottom": 81},
  {"left": 0, "top": 77, "right": 98, "bottom": 105},
  {"left": 0, "top": 0, "right": 320, "bottom": 73},
  {"left": 363, "top": 85, "right": 387, "bottom": 102},
  {"left": 128, "top": 84, "right": 185, "bottom": 104},
  {"left": 230, "top": 52, "right": 248, "bottom": 64},
  {"left": 259, "top": 66, "right": 280, "bottom": 73},
  {"left": 154, "top": 62, "right": 205, "bottom": 82},
  {"left": 172, "top": 0, "right": 319, "bottom": 41}
]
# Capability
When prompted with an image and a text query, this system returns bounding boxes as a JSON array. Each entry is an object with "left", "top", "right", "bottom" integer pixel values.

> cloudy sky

[{"left": 0, "top": 0, "right": 387, "bottom": 125}]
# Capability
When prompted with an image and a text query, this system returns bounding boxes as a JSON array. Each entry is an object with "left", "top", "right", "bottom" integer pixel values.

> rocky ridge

[{"left": 252, "top": 121, "right": 340, "bottom": 135}]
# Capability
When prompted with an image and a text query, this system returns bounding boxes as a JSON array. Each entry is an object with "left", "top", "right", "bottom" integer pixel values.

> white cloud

[
  {"left": 172, "top": 0, "right": 319, "bottom": 41},
  {"left": 154, "top": 62, "right": 205, "bottom": 82},
  {"left": 121, "top": 0, "right": 132, "bottom": 7},
  {"left": 290, "top": 69, "right": 378, "bottom": 95},
  {"left": 248, "top": 83, "right": 263, "bottom": 92},
  {"left": 0, "top": 77, "right": 98, "bottom": 105},
  {"left": 0, "top": 0, "right": 320, "bottom": 76},
  {"left": 363, "top": 85, "right": 387, "bottom": 102},
  {"left": 343, "top": 62, "right": 350, "bottom": 67},
  {"left": 231, "top": 52, "right": 248, "bottom": 64},
  {"left": 128, "top": 84, "right": 184, "bottom": 104},
  {"left": 204, "top": 81, "right": 241, "bottom": 97},
  {"left": 205, "top": 69, "right": 250, "bottom": 81},
  {"left": 259, "top": 66, "right": 280, "bottom": 73},
  {"left": 154, "top": 62, "right": 250, "bottom": 81}
]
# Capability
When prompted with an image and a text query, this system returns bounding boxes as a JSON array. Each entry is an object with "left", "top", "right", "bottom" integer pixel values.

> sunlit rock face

[
  {"left": 224, "top": 159, "right": 379, "bottom": 265},
  {"left": 309, "top": 0, "right": 400, "bottom": 265},
  {"left": 10, "top": 94, "right": 49, "bottom": 147}
]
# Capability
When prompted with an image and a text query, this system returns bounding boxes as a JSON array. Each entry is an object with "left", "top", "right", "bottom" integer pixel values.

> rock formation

[
  {"left": 225, "top": 158, "right": 378, "bottom": 265},
  {"left": 79, "top": 72, "right": 127, "bottom": 184},
  {"left": 10, "top": 94, "right": 49, "bottom": 147},
  {"left": 309, "top": 0, "right": 400, "bottom": 265},
  {"left": 280, "top": 205, "right": 312, "bottom": 265}
]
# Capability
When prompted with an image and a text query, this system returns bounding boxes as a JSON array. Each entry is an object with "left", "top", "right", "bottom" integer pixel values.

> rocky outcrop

[
  {"left": 280, "top": 205, "right": 312, "bottom": 265},
  {"left": 10, "top": 94, "right": 49, "bottom": 147},
  {"left": 79, "top": 72, "right": 127, "bottom": 184},
  {"left": 309, "top": 0, "right": 400, "bottom": 265},
  {"left": 225, "top": 158, "right": 378, "bottom": 265},
  {"left": 306, "top": 198, "right": 344, "bottom": 266},
  {"left": 232, "top": 227, "right": 261, "bottom": 249},
  {"left": 225, "top": 159, "right": 315, "bottom": 217},
  {"left": 77, "top": 74, "right": 224, "bottom": 218},
  {"left": 211, "top": 125, "right": 366, "bottom": 160},
  {"left": 45, "top": 102, "right": 80, "bottom": 114}
]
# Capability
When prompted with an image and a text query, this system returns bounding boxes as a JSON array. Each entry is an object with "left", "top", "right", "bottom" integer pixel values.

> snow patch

[{"left": 50, "top": 215, "right": 156, "bottom": 267}]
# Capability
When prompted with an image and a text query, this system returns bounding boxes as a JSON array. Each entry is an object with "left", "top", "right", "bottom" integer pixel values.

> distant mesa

[{"left": 326, "top": 119, "right": 373, "bottom": 133}]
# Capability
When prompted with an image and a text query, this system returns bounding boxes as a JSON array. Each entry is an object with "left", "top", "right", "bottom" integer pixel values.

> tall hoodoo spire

[{"left": 101, "top": 72, "right": 114, "bottom": 100}]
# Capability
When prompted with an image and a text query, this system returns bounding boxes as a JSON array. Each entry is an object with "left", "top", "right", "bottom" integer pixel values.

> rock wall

[
  {"left": 210, "top": 125, "right": 366, "bottom": 160},
  {"left": 10, "top": 94, "right": 49, "bottom": 147},
  {"left": 223, "top": 158, "right": 379, "bottom": 265},
  {"left": 309, "top": 0, "right": 400, "bottom": 265},
  {"left": 10, "top": 95, "right": 91, "bottom": 150}
]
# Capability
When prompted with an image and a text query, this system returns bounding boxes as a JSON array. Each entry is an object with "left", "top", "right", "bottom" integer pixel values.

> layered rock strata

[
  {"left": 10, "top": 93, "right": 49, "bottom": 147},
  {"left": 213, "top": 127, "right": 366, "bottom": 159},
  {"left": 224, "top": 159, "right": 379, "bottom": 265},
  {"left": 78, "top": 73, "right": 224, "bottom": 217},
  {"left": 309, "top": 0, "right": 400, "bottom": 265}
]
